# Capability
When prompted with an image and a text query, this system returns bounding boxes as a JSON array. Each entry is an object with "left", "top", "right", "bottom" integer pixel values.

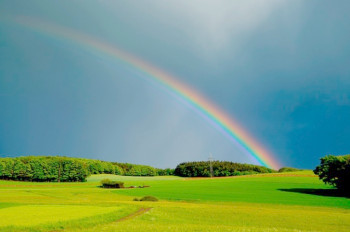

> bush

[
  {"left": 174, "top": 161, "right": 276, "bottom": 177},
  {"left": 133, "top": 196, "right": 158, "bottom": 202},
  {"left": 278, "top": 167, "right": 301, "bottom": 172},
  {"left": 100, "top": 179, "right": 124, "bottom": 188},
  {"left": 314, "top": 155, "right": 350, "bottom": 192}
]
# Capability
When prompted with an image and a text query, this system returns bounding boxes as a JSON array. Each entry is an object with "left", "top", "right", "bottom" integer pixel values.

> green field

[{"left": 0, "top": 171, "right": 349, "bottom": 231}]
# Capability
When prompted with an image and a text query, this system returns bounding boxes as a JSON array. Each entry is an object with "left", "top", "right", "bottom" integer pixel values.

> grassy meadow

[{"left": 0, "top": 171, "right": 349, "bottom": 231}]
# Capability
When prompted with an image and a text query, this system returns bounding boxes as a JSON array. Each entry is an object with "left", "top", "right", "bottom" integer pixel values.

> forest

[
  {"left": 0, "top": 156, "right": 172, "bottom": 182},
  {"left": 174, "top": 161, "right": 275, "bottom": 177}
]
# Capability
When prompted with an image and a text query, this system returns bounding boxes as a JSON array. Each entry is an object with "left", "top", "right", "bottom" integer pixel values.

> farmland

[{"left": 0, "top": 171, "right": 349, "bottom": 231}]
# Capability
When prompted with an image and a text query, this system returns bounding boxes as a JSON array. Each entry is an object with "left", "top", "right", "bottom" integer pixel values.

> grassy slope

[
  {"left": 90, "top": 171, "right": 350, "bottom": 208},
  {"left": 0, "top": 171, "right": 349, "bottom": 231}
]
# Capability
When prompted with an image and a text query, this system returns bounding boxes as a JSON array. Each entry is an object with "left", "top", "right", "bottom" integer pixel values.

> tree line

[
  {"left": 174, "top": 161, "right": 275, "bottom": 177},
  {"left": 0, "top": 156, "right": 174, "bottom": 182}
]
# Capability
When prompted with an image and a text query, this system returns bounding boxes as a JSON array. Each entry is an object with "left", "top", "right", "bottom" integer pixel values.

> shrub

[
  {"left": 278, "top": 167, "right": 301, "bottom": 172},
  {"left": 100, "top": 179, "right": 124, "bottom": 188},
  {"left": 314, "top": 155, "right": 350, "bottom": 193},
  {"left": 137, "top": 196, "right": 158, "bottom": 202}
]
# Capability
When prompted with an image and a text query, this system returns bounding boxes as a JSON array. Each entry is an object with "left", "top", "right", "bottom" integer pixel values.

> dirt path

[{"left": 116, "top": 207, "right": 152, "bottom": 223}]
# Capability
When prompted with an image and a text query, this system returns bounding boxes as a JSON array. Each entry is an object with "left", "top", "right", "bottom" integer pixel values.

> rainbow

[{"left": 12, "top": 16, "right": 281, "bottom": 169}]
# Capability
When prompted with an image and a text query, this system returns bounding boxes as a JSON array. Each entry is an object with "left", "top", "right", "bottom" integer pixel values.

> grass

[
  {"left": 0, "top": 171, "right": 349, "bottom": 231},
  {"left": 93, "top": 171, "right": 350, "bottom": 208},
  {"left": 78, "top": 202, "right": 350, "bottom": 232},
  {"left": 0, "top": 205, "right": 120, "bottom": 226}
]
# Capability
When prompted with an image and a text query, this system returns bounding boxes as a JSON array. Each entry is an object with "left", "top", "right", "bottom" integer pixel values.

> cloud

[{"left": 148, "top": 0, "right": 292, "bottom": 53}]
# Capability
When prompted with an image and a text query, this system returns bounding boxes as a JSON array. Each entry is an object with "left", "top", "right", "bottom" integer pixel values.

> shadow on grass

[{"left": 279, "top": 188, "right": 350, "bottom": 198}]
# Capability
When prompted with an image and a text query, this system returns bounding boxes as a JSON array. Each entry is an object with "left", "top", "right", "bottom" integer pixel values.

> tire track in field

[{"left": 116, "top": 207, "right": 152, "bottom": 222}]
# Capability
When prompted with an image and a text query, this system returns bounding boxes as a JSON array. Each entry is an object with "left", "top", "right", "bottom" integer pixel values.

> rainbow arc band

[{"left": 14, "top": 17, "right": 281, "bottom": 170}]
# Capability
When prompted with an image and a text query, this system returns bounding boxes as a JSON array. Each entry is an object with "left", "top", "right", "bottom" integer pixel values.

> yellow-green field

[{"left": 0, "top": 171, "right": 349, "bottom": 231}]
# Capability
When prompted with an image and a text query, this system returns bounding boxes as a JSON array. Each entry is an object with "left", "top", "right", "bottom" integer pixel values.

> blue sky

[{"left": 0, "top": 0, "right": 349, "bottom": 169}]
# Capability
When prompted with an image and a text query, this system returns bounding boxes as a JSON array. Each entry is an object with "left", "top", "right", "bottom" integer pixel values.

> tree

[{"left": 314, "top": 155, "right": 350, "bottom": 193}]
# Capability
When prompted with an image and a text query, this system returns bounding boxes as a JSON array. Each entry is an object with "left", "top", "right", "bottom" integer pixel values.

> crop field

[{"left": 0, "top": 171, "right": 349, "bottom": 231}]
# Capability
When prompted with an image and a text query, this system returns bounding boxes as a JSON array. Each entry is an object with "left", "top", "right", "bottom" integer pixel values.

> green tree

[{"left": 314, "top": 155, "right": 350, "bottom": 192}]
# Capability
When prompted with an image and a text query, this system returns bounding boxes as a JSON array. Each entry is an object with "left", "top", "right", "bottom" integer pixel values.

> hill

[{"left": 0, "top": 171, "right": 349, "bottom": 231}]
